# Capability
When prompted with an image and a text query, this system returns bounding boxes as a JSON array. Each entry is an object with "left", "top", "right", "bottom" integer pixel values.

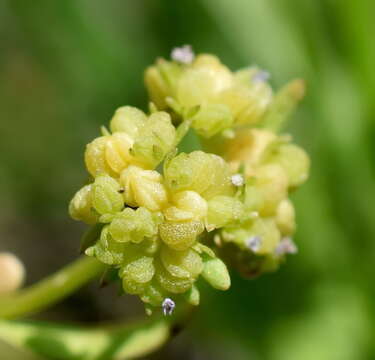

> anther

[
  {"left": 231, "top": 174, "right": 244, "bottom": 187},
  {"left": 162, "top": 298, "right": 175, "bottom": 316},
  {"left": 246, "top": 236, "right": 262, "bottom": 252},
  {"left": 275, "top": 237, "right": 298, "bottom": 256},
  {"left": 171, "top": 45, "right": 195, "bottom": 64},
  {"left": 252, "top": 70, "right": 270, "bottom": 83}
]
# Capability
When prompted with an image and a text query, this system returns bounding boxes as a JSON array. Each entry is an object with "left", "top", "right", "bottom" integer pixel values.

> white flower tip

[
  {"left": 246, "top": 236, "right": 262, "bottom": 252},
  {"left": 162, "top": 297, "right": 175, "bottom": 316},
  {"left": 252, "top": 70, "right": 270, "bottom": 83},
  {"left": 275, "top": 237, "right": 298, "bottom": 256},
  {"left": 171, "top": 45, "right": 195, "bottom": 64},
  {"left": 0, "top": 252, "right": 25, "bottom": 294},
  {"left": 231, "top": 174, "right": 244, "bottom": 187}
]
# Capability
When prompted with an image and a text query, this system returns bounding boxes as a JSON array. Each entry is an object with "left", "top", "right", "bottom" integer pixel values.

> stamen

[
  {"left": 162, "top": 298, "right": 175, "bottom": 316},
  {"left": 231, "top": 174, "right": 244, "bottom": 187},
  {"left": 171, "top": 45, "right": 195, "bottom": 64},
  {"left": 275, "top": 237, "right": 298, "bottom": 256},
  {"left": 246, "top": 236, "right": 262, "bottom": 252}
]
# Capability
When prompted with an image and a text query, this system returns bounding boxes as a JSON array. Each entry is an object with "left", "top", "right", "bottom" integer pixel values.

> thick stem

[{"left": 0, "top": 256, "right": 105, "bottom": 320}]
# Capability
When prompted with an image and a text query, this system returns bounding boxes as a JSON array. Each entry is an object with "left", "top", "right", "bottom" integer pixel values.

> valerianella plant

[{"left": 0, "top": 45, "right": 309, "bottom": 358}]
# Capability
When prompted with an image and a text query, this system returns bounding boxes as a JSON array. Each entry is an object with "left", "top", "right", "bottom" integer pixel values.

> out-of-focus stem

[{"left": 0, "top": 256, "right": 105, "bottom": 320}]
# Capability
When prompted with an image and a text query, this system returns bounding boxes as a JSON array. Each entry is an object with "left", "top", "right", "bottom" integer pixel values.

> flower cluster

[{"left": 69, "top": 46, "right": 309, "bottom": 315}]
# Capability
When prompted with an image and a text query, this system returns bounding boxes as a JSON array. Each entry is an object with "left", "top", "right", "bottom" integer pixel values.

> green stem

[
  {"left": 0, "top": 257, "right": 105, "bottom": 320},
  {"left": 0, "top": 305, "right": 194, "bottom": 360}
]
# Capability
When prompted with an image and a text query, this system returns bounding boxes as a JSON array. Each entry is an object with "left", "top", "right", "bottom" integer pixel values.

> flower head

[{"left": 70, "top": 50, "right": 309, "bottom": 313}]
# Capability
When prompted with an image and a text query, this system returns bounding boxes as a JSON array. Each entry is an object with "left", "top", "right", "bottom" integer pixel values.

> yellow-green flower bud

[
  {"left": 275, "top": 199, "right": 296, "bottom": 236},
  {"left": 224, "top": 129, "right": 277, "bottom": 175},
  {"left": 141, "top": 281, "right": 167, "bottom": 307},
  {"left": 222, "top": 217, "right": 281, "bottom": 256},
  {"left": 109, "top": 106, "right": 147, "bottom": 137},
  {"left": 120, "top": 255, "right": 155, "bottom": 286},
  {"left": 256, "top": 164, "right": 289, "bottom": 216},
  {"left": 201, "top": 255, "right": 231, "bottom": 291},
  {"left": 131, "top": 112, "right": 176, "bottom": 169},
  {"left": 164, "top": 191, "right": 208, "bottom": 222},
  {"left": 244, "top": 184, "right": 263, "bottom": 213},
  {"left": 92, "top": 174, "right": 124, "bottom": 216},
  {"left": 164, "top": 151, "right": 233, "bottom": 199},
  {"left": 190, "top": 103, "right": 233, "bottom": 138},
  {"left": 267, "top": 143, "right": 310, "bottom": 188},
  {"left": 85, "top": 225, "right": 125, "bottom": 265},
  {"left": 184, "top": 284, "right": 200, "bottom": 306},
  {"left": 220, "top": 76, "right": 273, "bottom": 126},
  {"left": 0, "top": 252, "right": 25, "bottom": 294},
  {"left": 85, "top": 133, "right": 134, "bottom": 177},
  {"left": 160, "top": 245, "right": 203, "bottom": 279},
  {"left": 144, "top": 59, "right": 183, "bottom": 109},
  {"left": 159, "top": 220, "right": 204, "bottom": 251},
  {"left": 246, "top": 218, "right": 281, "bottom": 255},
  {"left": 108, "top": 207, "right": 162, "bottom": 243},
  {"left": 176, "top": 54, "right": 233, "bottom": 107},
  {"left": 120, "top": 166, "right": 168, "bottom": 211},
  {"left": 207, "top": 196, "right": 245, "bottom": 230},
  {"left": 69, "top": 184, "right": 99, "bottom": 224},
  {"left": 155, "top": 261, "right": 195, "bottom": 293}
]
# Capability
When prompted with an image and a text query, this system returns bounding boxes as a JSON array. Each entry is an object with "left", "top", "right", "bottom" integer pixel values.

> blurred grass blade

[{"left": 0, "top": 318, "right": 169, "bottom": 360}]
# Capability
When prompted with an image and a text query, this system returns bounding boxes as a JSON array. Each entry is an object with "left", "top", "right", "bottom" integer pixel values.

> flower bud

[
  {"left": 120, "top": 255, "right": 155, "bottom": 285},
  {"left": 109, "top": 207, "right": 162, "bottom": 244},
  {"left": 190, "top": 103, "right": 233, "bottom": 138},
  {"left": 109, "top": 106, "right": 147, "bottom": 137},
  {"left": 155, "top": 261, "right": 195, "bottom": 293},
  {"left": 131, "top": 112, "right": 176, "bottom": 169},
  {"left": 201, "top": 255, "right": 231, "bottom": 290},
  {"left": 246, "top": 218, "right": 281, "bottom": 255},
  {"left": 207, "top": 196, "right": 245, "bottom": 229},
  {"left": 176, "top": 55, "right": 233, "bottom": 107},
  {"left": 92, "top": 175, "right": 124, "bottom": 216},
  {"left": 275, "top": 199, "right": 296, "bottom": 235},
  {"left": 160, "top": 245, "right": 203, "bottom": 279},
  {"left": 120, "top": 166, "right": 168, "bottom": 211},
  {"left": 164, "top": 191, "right": 208, "bottom": 222},
  {"left": 85, "top": 226, "right": 126, "bottom": 265},
  {"left": 0, "top": 253, "right": 25, "bottom": 294},
  {"left": 164, "top": 151, "right": 233, "bottom": 199},
  {"left": 159, "top": 220, "right": 204, "bottom": 251},
  {"left": 141, "top": 281, "right": 167, "bottom": 307},
  {"left": 144, "top": 59, "right": 182, "bottom": 109},
  {"left": 85, "top": 133, "right": 134, "bottom": 177},
  {"left": 268, "top": 143, "right": 310, "bottom": 188},
  {"left": 256, "top": 164, "right": 289, "bottom": 216},
  {"left": 184, "top": 284, "right": 200, "bottom": 306},
  {"left": 69, "top": 184, "right": 99, "bottom": 224},
  {"left": 220, "top": 80, "right": 273, "bottom": 126},
  {"left": 224, "top": 129, "right": 277, "bottom": 174}
]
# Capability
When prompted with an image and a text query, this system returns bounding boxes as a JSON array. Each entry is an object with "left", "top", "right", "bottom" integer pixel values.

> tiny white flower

[
  {"left": 275, "top": 237, "right": 298, "bottom": 256},
  {"left": 231, "top": 174, "right": 244, "bottom": 187},
  {"left": 246, "top": 236, "right": 262, "bottom": 252},
  {"left": 162, "top": 297, "right": 175, "bottom": 316},
  {"left": 171, "top": 45, "right": 195, "bottom": 64}
]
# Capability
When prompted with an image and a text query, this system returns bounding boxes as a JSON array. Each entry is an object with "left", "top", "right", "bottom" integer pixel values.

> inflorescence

[{"left": 69, "top": 45, "right": 310, "bottom": 315}]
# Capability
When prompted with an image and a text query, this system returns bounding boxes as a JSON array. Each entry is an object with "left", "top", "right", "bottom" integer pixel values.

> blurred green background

[{"left": 1, "top": 0, "right": 375, "bottom": 359}]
